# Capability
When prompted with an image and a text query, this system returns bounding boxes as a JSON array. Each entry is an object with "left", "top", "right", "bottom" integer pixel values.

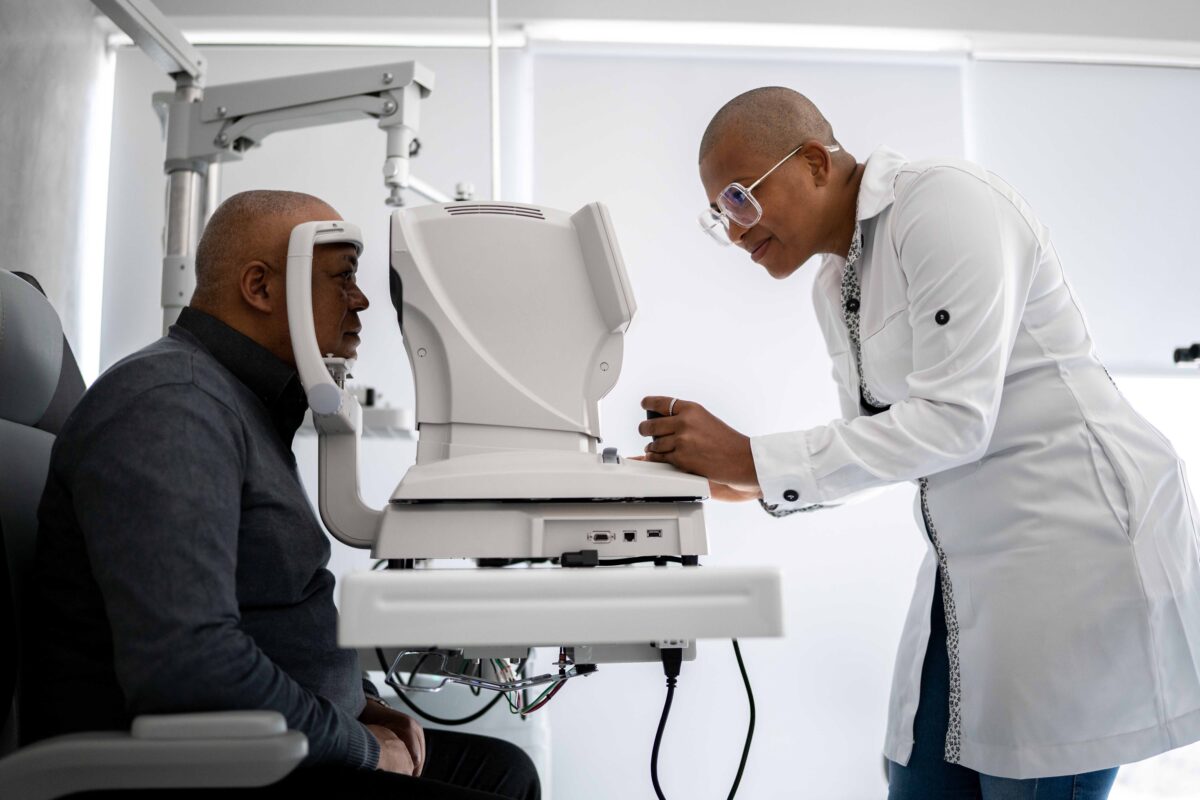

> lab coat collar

[{"left": 855, "top": 146, "right": 909, "bottom": 222}]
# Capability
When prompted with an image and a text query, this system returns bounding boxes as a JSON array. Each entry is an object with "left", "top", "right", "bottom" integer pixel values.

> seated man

[{"left": 21, "top": 190, "right": 539, "bottom": 799}]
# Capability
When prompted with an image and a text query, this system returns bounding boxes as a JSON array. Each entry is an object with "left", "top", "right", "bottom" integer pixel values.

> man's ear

[{"left": 239, "top": 260, "right": 277, "bottom": 313}]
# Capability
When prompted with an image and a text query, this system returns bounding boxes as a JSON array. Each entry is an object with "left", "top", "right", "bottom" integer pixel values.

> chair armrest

[
  {"left": 131, "top": 709, "right": 289, "bottom": 740},
  {"left": 0, "top": 710, "right": 307, "bottom": 800}
]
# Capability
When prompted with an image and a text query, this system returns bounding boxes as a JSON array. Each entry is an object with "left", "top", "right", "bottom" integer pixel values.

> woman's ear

[{"left": 803, "top": 140, "right": 835, "bottom": 188}]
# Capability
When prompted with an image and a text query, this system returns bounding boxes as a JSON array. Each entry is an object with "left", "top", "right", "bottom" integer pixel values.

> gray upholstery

[
  {"left": 0, "top": 421, "right": 53, "bottom": 626},
  {"left": 0, "top": 270, "right": 63, "bottom": 756},
  {"left": 0, "top": 271, "right": 64, "bottom": 427}
]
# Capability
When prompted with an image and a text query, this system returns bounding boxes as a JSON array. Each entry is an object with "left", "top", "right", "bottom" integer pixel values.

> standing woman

[{"left": 640, "top": 87, "right": 1200, "bottom": 798}]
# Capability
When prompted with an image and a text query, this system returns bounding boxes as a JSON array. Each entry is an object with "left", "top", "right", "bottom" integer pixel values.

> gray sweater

[{"left": 21, "top": 307, "right": 378, "bottom": 769}]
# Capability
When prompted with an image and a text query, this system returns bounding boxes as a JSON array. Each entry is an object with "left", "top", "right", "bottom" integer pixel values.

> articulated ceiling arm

[
  {"left": 153, "top": 61, "right": 434, "bottom": 181},
  {"left": 146, "top": 61, "right": 435, "bottom": 330}
]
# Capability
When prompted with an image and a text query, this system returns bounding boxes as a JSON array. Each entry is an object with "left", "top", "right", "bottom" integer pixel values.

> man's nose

[{"left": 351, "top": 283, "right": 370, "bottom": 311}]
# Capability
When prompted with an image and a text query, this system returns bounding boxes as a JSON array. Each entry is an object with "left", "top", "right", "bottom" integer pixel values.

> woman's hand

[
  {"left": 637, "top": 396, "right": 761, "bottom": 494},
  {"left": 707, "top": 479, "right": 763, "bottom": 503}
]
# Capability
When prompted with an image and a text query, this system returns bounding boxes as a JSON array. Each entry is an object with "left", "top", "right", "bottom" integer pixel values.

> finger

[
  {"left": 408, "top": 743, "right": 421, "bottom": 777},
  {"left": 414, "top": 724, "right": 426, "bottom": 776},
  {"left": 641, "top": 396, "right": 674, "bottom": 415},
  {"left": 638, "top": 416, "right": 681, "bottom": 438},
  {"left": 392, "top": 721, "right": 423, "bottom": 776},
  {"left": 642, "top": 451, "right": 671, "bottom": 464},
  {"left": 645, "top": 434, "right": 678, "bottom": 454}
]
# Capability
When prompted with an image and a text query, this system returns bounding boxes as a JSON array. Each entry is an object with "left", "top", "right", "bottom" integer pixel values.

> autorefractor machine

[{"left": 287, "top": 202, "right": 784, "bottom": 687}]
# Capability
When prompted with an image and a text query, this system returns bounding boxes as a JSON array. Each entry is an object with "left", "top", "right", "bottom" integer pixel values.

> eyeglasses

[{"left": 698, "top": 142, "right": 842, "bottom": 246}]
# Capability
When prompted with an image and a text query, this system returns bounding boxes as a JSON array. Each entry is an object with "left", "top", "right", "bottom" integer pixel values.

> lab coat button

[
  {"left": 935, "top": 309, "right": 950, "bottom": 325},
  {"left": 845, "top": 299, "right": 860, "bottom": 313},
  {"left": 783, "top": 489, "right": 799, "bottom": 502}
]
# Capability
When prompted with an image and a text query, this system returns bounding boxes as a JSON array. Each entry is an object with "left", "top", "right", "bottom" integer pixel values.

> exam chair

[{"left": 0, "top": 269, "right": 306, "bottom": 799}]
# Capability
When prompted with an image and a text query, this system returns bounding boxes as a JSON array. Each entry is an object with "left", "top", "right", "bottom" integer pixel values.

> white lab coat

[{"left": 750, "top": 148, "right": 1200, "bottom": 779}]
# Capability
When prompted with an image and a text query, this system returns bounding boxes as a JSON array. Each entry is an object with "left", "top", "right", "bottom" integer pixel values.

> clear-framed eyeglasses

[{"left": 698, "top": 142, "right": 841, "bottom": 246}]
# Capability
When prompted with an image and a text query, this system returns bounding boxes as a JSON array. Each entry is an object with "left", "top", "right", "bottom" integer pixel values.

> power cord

[
  {"left": 650, "top": 639, "right": 756, "bottom": 800},
  {"left": 728, "top": 639, "right": 756, "bottom": 798},
  {"left": 651, "top": 646, "right": 683, "bottom": 800}
]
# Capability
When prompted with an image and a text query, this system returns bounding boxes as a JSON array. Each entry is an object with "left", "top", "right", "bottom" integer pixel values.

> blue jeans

[{"left": 887, "top": 575, "right": 1119, "bottom": 800}]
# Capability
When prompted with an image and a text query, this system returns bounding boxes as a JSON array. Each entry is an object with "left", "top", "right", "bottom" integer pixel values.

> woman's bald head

[
  {"left": 699, "top": 86, "right": 836, "bottom": 163},
  {"left": 698, "top": 87, "right": 863, "bottom": 280}
]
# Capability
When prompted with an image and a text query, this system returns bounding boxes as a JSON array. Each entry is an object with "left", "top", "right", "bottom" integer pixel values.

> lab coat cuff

[{"left": 751, "top": 431, "right": 821, "bottom": 512}]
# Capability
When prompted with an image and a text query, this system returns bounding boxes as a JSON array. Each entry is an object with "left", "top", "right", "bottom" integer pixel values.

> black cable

[
  {"left": 596, "top": 556, "right": 685, "bottom": 566},
  {"left": 470, "top": 657, "right": 483, "bottom": 697},
  {"left": 651, "top": 647, "right": 683, "bottom": 800},
  {"left": 407, "top": 652, "right": 434, "bottom": 688},
  {"left": 375, "top": 648, "right": 504, "bottom": 726},
  {"left": 727, "top": 639, "right": 755, "bottom": 800},
  {"left": 651, "top": 681, "right": 676, "bottom": 800},
  {"left": 648, "top": 641, "right": 756, "bottom": 800},
  {"left": 391, "top": 679, "right": 505, "bottom": 726}
]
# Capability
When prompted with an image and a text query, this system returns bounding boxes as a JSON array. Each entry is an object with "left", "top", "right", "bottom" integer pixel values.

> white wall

[
  {"left": 966, "top": 60, "right": 1200, "bottom": 373},
  {"left": 1, "top": 0, "right": 113, "bottom": 382},
  {"left": 100, "top": 48, "right": 172, "bottom": 374}
]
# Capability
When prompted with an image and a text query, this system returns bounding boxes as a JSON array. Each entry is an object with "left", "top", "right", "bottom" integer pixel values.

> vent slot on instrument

[{"left": 445, "top": 204, "right": 546, "bottom": 220}]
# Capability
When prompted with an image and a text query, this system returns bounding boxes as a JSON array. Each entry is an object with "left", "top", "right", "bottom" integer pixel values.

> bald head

[
  {"left": 192, "top": 189, "right": 336, "bottom": 309},
  {"left": 699, "top": 87, "right": 836, "bottom": 163},
  {"left": 698, "top": 88, "right": 864, "bottom": 279}
]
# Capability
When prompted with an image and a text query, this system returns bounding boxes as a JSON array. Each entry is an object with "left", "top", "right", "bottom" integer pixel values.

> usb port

[
  {"left": 588, "top": 531, "right": 612, "bottom": 543},
  {"left": 623, "top": 530, "right": 637, "bottom": 542},
  {"left": 647, "top": 528, "right": 663, "bottom": 538}
]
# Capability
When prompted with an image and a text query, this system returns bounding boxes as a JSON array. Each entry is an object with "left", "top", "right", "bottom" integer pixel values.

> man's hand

[
  {"left": 366, "top": 723, "right": 417, "bottom": 775},
  {"left": 361, "top": 699, "right": 425, "bottom": 776},
  {"left": 638, "top": 396, "right": 762, "bottom": 497}
]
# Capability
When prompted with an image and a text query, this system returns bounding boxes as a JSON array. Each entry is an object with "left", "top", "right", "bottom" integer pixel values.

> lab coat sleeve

[
  {"left": 69, "top": 383, "right": 379, "bottom": 770},
  {"left": 756, "top": 284, "right": 862, "bottom": 517},
  {"left": 753, "top": 165, "right": 1036, "bottom": 509}
]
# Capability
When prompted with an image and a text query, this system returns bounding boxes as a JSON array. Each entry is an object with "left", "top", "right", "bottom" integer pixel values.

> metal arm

[
  {"left": 146, "top": 61, "right": 433, "bottom": 331},
  {"left": 94, "top": 0, "right": 441, "bottom": 332},
  {"left": 153, "top": 62, "right": 434, "bottom": 178},
  {"left": 92, "top": 0, "right": 204, "bottom": 82}
]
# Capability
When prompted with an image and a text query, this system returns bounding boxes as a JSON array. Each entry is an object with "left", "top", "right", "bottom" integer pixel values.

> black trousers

[{"left": 72, "top": 729, "right": 541, "bottom": 800}]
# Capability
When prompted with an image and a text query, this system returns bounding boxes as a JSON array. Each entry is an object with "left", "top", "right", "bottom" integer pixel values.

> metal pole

[
  {"left": 204, "top": 161, "right": 222, "bottom": 225},
  {"left": 488, "top": 0, "right": 501, "bottom": 201},
  {"left": 160, "top": 78, "right": 207, "bottom": 334}
]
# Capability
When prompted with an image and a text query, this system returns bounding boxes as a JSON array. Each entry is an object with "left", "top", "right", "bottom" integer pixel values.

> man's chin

[{"left": 319, "top": 344, "right": 359, "bottom": 360}]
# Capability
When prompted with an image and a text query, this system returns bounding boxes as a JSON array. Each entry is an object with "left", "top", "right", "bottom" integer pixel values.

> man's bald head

[
  {"left": 192, "top": 189, "right": 337, "bottom": 309},
  {"left": 698, "top": 87, "right": 836, "bottom": 163}
]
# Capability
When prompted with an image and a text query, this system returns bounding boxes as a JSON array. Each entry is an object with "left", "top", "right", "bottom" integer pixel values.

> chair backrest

[{"left": 0, "top": 269, "right": 85, "bottom": 755}]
